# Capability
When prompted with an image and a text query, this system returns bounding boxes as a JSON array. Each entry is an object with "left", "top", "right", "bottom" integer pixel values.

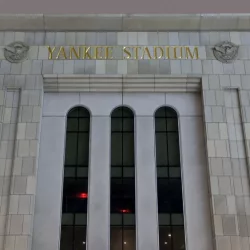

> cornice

[
  {"left": 43, "top": 74, "right": 201, "bottom": 93},
  {"left": 0, "top": 14, "right": 250, "bottom": 31}
]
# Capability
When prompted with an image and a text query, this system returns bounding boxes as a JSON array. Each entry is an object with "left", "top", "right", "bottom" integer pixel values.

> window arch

[
  {"left": 155, "top": 107, "right": 185, "bottom": 250},
  {"left": 60, "top": 107, "right": 90, "bottom": 250},
  {"left": 110, "top": 107, "right": 136, "bottom": 250}
]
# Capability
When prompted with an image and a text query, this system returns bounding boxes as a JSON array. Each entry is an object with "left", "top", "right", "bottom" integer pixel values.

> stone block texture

[
  {"left": 0, "top": 31, "right": 250, "bottom": 250},
  {"left": 0, "top": 74, "right": 42, "bottom": 250}
]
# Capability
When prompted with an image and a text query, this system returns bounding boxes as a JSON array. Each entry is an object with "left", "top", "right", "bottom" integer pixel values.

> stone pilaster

[
  {"left": 203, "top": 75, "right": 250, "bottom": 250},
  {"left": 0, "top": 75, "right": 43, "bottom": 250}
]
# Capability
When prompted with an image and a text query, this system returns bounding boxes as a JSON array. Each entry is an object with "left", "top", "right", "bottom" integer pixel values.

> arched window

[
  {"left": 110, "top": 107, "right": 136, "bottom": 250},
  {"left": 155, "top": 107, "right": 185, "bottom": 250},
  {"left": 60, "top": 107, "right": 90, "bottom": 250}
]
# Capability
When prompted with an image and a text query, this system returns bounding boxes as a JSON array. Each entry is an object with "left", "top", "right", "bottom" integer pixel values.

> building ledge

[{"left": 0, "top": 14, "right": 250, "bottom": 31}]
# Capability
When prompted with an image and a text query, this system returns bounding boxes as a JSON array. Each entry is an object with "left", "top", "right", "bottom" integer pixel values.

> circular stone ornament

[
  {"left": 212, "top": 41, "right": 239, "bottom": 63},
  {"left": 4, "top": 41, "right": 29, "bottom": 63}
]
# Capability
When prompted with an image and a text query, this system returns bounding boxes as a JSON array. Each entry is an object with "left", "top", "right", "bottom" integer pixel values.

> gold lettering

[
  {"left": 154, "top": 46, "right": 164, "bottom": 59},
  {"left": 123, "top": 47, "right": 131, "bottom": 59},
  {"left": 185, "top": 47, "right": 199, "bottom": 59},
  {"left": 69, "top": 46, "right": 80, "bottom": 59},
  {"left": 56, "top": 46, "right": 67, "bottom": 59},
  {"left": 131, "top": 47, "right": 141, "bottom": 60},
  {"left": 165, "top": 46, "right": 170, "bottom": 59},
  {"left": 173, "top": 46, "right": 183, "bottom": 59},
  {"left": 47, "top": 46, "right": 56, "bottom": 60},
  {"left": 94, "top": 46, "right": 103, "bottom": 59},
  {"left": 47, "top": 45, "right": 199, "bottom": 61},
  {"left": 141, "top": 47, "right": 152, "bottom": 59},
  {"left": 82, "top": 46, "right": 92, "bottom": 59},
  {"left": 105, "top": 46, "right": 113, "bottom": 59}
]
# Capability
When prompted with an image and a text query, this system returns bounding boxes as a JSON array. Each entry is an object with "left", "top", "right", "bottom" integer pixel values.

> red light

[
  {"left": 77, "top": 193, "right": 88, "bottom": 199},
  {"left": 120, "top": 209, "right": 130, "bottom": 213}
]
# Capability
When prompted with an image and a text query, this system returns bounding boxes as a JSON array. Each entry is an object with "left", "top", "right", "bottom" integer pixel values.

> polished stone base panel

[{"left": 0, "top": 14, "right": 250, "bottom": 250}]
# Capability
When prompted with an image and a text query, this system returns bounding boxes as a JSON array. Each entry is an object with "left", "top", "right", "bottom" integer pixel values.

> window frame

[
  {"left": 60, "top": 107, "right": 90, "bottom": 250},
  {"left": 155, "top": 107, "right": 186, "bottom": 250},
  {"left": 110, "top": 107, "right": 136, "bottom": 250}
]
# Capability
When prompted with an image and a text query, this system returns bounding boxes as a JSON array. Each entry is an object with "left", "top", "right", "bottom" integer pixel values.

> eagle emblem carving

[
  {"left": 212, "top": 41, "right": 239, "bottom": 63},
  {"left": 4, "top": 41, "right": 29, "bottom": 63}
]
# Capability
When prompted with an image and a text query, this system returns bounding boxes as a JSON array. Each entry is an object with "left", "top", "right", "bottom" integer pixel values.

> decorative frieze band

[
  {"left": 0, "top": 38, "right": 241, "bottom": 65},
  {"left": 43, "top": 74, "right": 201, "bottom": 92}
]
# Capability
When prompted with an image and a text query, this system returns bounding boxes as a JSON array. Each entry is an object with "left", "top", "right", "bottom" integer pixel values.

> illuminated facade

[{"left": 0, "top": 14, "right": 250, "bottom": 250}]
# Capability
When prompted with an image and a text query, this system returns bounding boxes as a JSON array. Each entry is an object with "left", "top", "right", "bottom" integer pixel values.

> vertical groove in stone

[
  {"left": 224, "top": 89, "right": 246, "bottom": 159},
  {"left": 238, "top": 89, "right": 250, "bottom": 180}
]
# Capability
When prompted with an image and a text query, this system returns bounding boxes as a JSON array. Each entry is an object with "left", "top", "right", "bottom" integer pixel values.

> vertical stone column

[
  {"left": 135, "top": 116, "right": 158, "bottom": 250},
  {"left": 87, "top": 116, "right": 110, "bottom": 250},
  {"left": 203, "top": 75, "right": 250, "bottom": 250},
  {"left": 0, "top": 75, "right": 43, "bottom": 250},
  {"left": 32, "top": 116, "right": 66, "bottom": 250}
]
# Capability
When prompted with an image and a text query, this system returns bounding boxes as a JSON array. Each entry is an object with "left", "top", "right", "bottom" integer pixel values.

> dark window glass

[
  {"left": 110, "top": 107, "right": 136, "bottom": 250},
  {"left": 60, "top": 107, "right": 90, "bottom": 250},
  {"left": 155, "top": 107, "right": 185, "bottom": 250}
]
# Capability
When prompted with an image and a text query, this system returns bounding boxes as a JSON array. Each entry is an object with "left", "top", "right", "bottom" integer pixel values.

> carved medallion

[
  {"left": 212, "top": 41, "right": 239, "bottom": 63},
  {"left": 4, "top": 41, "right": 29, "bottom": 63}
]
